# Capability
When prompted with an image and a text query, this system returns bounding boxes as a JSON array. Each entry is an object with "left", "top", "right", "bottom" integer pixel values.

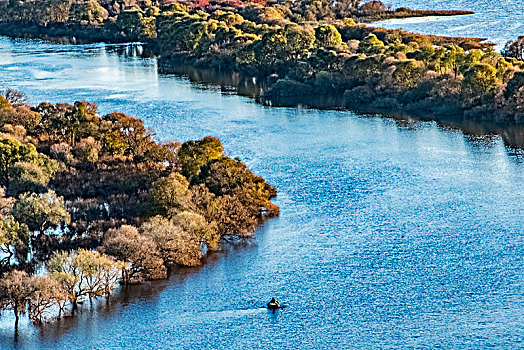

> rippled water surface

[
  {"left": 374, "top": 0, "right": 523, "bottom": 49},
  {"left": 0, "top": 35, "right": 523, "bottom": 349}
]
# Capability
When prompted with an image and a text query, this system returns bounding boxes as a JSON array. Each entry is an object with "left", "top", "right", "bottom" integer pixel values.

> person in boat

[{"left": 267, "top": 298, "right": 280, "bottom": 309}]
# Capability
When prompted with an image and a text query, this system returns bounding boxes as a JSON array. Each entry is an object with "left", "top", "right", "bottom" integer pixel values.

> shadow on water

[
  {"left": 159, "top": 61, "right": 524, "bottom": 151},
  {"left": 0, "top": 233, "right": 262, "bottom": 349}
]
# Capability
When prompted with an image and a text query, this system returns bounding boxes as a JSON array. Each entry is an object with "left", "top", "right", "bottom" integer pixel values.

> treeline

[
  {"left": 3, "top": 0, "right": 522, "bottom": 124},
  {"left": 153, "top": 3, "right": 523, "bottom": 124},
  {"left": 0, "top": 89, "right": 278, "bottom": 326}
]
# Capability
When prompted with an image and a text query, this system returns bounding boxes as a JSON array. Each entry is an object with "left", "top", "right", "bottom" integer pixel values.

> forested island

[
  {"left": 0, "top": 89, "right": 278, "bottom": 327},
  {"left": 0, "top": 0, "right": 523, "bottom": 125}
]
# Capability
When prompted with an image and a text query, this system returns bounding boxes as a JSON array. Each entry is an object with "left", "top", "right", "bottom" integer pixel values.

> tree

[
  {"left": 3, "top": 89, "right": 28, "bottom": 106},
  {"left": 74, "top": 249, "right": 121, "bottom": 300},
  {"left": 74, "top": 136, "right": 102, "bottom": 163},
  {"left": 69, "top": 0, "right": 109, "bottom": 25},
  {"left": 358, "top": 33, "right": 385, "bottom": 55},
  {"left": 48, "top": 249, "right": 121, "bottom": 309},
  {"left": 12, "top": 191, "right": 71, "bottom": 237},
  {"left": 258, "top": 31, "right": 287, "bottom": 65},
  {"left": 178, "top": 136, "right": 224, "bottom": 179},
  {"left": 462, "top": 63, "right": 498, "bottom": 103},
  {"left": 150, "top": 172, "right": 190, "bottom": 216},
  {"left": 140, "top": 216, "right": 203, "bottom": 267},
  {"left": 0, "top": 270, "right": 33, "bottom": 328},
  {"left": 28, "top": 276, "right": 67, "bottom": 323},
  {"left": 197, "top": 157, "right": 277, "bottom": 204},
  {"left": 100, "top": 225, "right": 166, "bottom": 283},
  {"left": 503, "top": 36, "right": 524, "bottom": 60},
  {"left": 172, "top": 211, "right": 219, "bottom": 250},
  {"left": 103, "top": 112, "right": 154, "bottom": 160},
  {"left": 283, "top": 24, "right": 315, "bottom": 61},
  {"left": 8, "top": 162, "right": 50, "bottom": 196},
  {"left": 392, "top": 60, "right": 427, "bottom": 90},
  {"left": 0, "top": 216, "right": 30, "bottom": 268},
  {"left": 48, "top": 250, "right": 87, "bottom": 310},
  {"left": 359, "top": 0, "right": 386, "bottom": 15},
  {"left": 0, "top": 138, "right": 34, "bottom": 191},
  {"left": 36, "top": 101, "right": 100, "bottom": 147},
  {"left": 315, "top": 24, "right": 342, "bottom": 49}
]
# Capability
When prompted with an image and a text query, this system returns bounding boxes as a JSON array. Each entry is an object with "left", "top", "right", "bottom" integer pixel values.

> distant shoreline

[{"left": 357, "top": 9, "right": 475, "bottom": 23}]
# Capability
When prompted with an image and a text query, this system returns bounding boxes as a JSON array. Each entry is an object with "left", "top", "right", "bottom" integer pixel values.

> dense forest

[
  {"left": 0, "top": 89, "right": 278, "bottom": 326},
  {"left": 1, "top": 0, "right": 523, "bottom": 123}
]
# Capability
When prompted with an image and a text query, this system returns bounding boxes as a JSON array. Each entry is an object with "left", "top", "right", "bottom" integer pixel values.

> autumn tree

[
  {"left": 0, "top": 270, "right": 33, "bottom": 328},
  {"left": 69, "top": 0, "right": 109, "bottom": 25},
  {"left": 140, "top": 216, "right": 203, "bottom": 267},
  {"left": 28, "top": 276, "right": 67, "bottom": 323},
  {"left": 172, "top": 210, "right": 219, "bottom": 250},
  {"left": 102, "top": 112, "right": 155, "bottom": 161},
  {"left": 36, "top": 101, "right": 100, "bottom": 146},
  {"left": 100, "top": 225, "right": 166, "bottom": 283},
  {"left": 74, "top": 136, "right": 102, "bottom": 163}
]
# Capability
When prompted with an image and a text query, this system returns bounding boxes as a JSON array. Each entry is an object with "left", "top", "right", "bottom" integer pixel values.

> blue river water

[
  {"left": 374, "top": 0, "right": 523, "bottom": 50},
  {"left": 0, "top": 33, "right": 523, "bottom": 349}
]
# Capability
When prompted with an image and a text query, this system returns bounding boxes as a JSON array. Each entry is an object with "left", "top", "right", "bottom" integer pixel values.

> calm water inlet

[{"left": 0, "top": 35, "right": 523, "bottom": 349}]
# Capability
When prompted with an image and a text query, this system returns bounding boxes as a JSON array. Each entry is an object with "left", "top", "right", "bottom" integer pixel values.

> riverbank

[{"left": 357, "top": 9, "right": 474, "bottom": 23}]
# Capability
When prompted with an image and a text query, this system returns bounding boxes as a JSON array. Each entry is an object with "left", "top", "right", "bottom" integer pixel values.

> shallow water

[
  {"left": 373, "top": 0, "right": 523, "bottom": 50},
  {"left": 0, "top": 36, "right": 523, "bottom": 349}
]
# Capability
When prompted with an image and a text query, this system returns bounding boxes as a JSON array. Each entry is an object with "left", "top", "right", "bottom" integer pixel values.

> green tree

[
  {"left": 315, "top": 24, "right": 342, "bottom": 48},
  {"left": 358, "top": 33, "right": 385, "bottom": 55},
  {"left": 284, "top": 24, "right": 315, "bottom": 60},
  {"left": 392, "top": 60, "right": 427, "bottom": 90},
  {"left": 0, "top": 216, "right": 30, "bottom": 268},
  {"left": 150, "top": 172, "right": 190, "bottom": 216},
  {"left": 462, "top": 63, "right": 498, "bottom": 102},
  {"left": 48, "top": 249, "right": 121, "bottom": 309},
  {"left": 0, "top": 138, "right": 34, "bottom": 191},
  {"left": 178, "top": 136, "right": 223, "bottom": 179},
  {"left": 12, "top": 191, "right": 70, "bottom": 237}
]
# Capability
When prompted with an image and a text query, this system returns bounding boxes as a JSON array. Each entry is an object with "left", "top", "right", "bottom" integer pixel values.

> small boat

[{"left": 267, "top": 298, "right": 280, "bottom": 310}]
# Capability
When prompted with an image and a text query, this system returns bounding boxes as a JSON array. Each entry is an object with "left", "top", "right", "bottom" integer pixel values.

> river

[
  {"left": 374, "top": 0, "right": 523, "bottom": 50},
  {"left": 0, "top": 33, "right": 523, "bottom": 349}
]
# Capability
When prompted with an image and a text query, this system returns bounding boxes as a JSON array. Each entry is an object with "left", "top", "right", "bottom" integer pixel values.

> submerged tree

[
  {"left": 12, "top": 190, "right": 70, "bottom": 237},
  {"left": 28, "top": 276, "right": 67, "bottom": 323},
  {"left": 99, "top": 225, "right": 166, "bottom": 283},
  {"left": 48, "top": 249, "right": 122, "bottom": 310},
  {"left": 0, "top": 216, "right": 30, "bottom": 269},
  {"left": 0, "top": 270, "right": 33, "bottom": 328}
]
